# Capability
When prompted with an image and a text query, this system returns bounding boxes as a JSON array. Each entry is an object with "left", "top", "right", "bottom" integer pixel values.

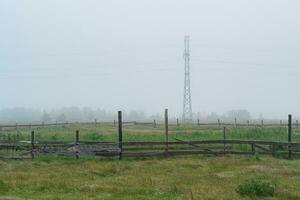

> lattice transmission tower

[{"left": 182, "top": 36, "right": 193, "bottom": 122}]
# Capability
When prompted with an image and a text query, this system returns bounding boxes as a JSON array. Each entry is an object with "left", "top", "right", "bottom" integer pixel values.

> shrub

[{"left": 236, "top": 178, "right": 274, "bottom": 197}]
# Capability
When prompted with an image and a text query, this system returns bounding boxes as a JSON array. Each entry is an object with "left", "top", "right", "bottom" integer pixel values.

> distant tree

[
  {"left": 206, "top": 112, "right": 219, "bottom": 122},
  {"left": 225, "top": 109, "right": 251, "bottom": 122},
  {"left": 41, "top": 112, "right": 52, "bottom": 122},
  {"left": 56, "top": 113, "right": 66, "bottom": 122}
]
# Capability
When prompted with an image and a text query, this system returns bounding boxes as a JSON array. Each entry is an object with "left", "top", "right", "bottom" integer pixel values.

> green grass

[
  {"left": 1, "top": 123, "right": 299, "bottom": 143},
  {"left": 0, "top": 155, "right": 299, "bottom": 199},
  {"left": 0, "top": 125, "right": 300, "bottom": 199}
]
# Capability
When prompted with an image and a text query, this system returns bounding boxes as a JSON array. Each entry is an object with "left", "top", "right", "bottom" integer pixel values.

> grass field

[
  {"left": 0, "top": 155, "right": 300, "bottom": 200},
  {"left": 1, "top": 123, "right": 299, "bottom": 143},
  {"left": 1, "top": 124, "right": 300, "bottom": 199}
]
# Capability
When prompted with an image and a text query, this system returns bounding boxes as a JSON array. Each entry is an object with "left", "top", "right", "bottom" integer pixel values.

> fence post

[
  {"left": 251, "top": 143, "right": 255, "bottom": 155},
  {"left": 42, "top": 121, "right": 45, "bottom": 128},
  {"left": 118, "top": 111, "right": 123, "bottom": 160},
  {"left": 197, "top": 119, "right": 200, "bottom": 126},
  {"left": 153, "top": 120, "right": 156, "bottom": 128},
  {"left": 94, "top": 119, "right": 97, "bottom": 127},
  {"left": 165, "top": 109, "right": 169, "bottom": 154},
  {"left": 75, "top": 130, "right": 79, "bottom": 159},
  {"left": 247, "top": 120, "right": 250, "bottom": 127},
  {"left": 176, "top": 118, "right": 179, "bottom": 127},
  {"left": 234, "top": 118, "right": 237, "bottom": 127},
  {"left": 288, "top": 114, "right": 292, "bottom": 159},
  {"left": 223, "top": 127, "right": 226, "bottom": 156},
  {"left": 280, "top": 120, "right": 282, "bottom": 126},
  {"left": 218, "top": 119, "right": 221, "bottom": 128},
  {"left": 31, "top": 131, "right": 35, "bottom": 159},
  {"left": 261, "top": 120, "right": 264, "bottom": 128},
  {"left": 296, "top": 120, "right": 299, "bottom": 128},
  {"left": 29, "top": 123, "right": 31, "bottom": 129},
  {"left": 15, "top": 123, "right": 18, "bottom": 130}
]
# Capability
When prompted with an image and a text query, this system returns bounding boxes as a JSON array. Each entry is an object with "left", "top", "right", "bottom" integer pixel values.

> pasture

[{"left": 0, "top": 122, "right": 300, "bottom": 199}]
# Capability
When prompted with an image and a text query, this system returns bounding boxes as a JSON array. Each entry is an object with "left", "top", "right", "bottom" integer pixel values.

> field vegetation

[{"left": 0, "top": 123, "right": 300, "bottom": 199}]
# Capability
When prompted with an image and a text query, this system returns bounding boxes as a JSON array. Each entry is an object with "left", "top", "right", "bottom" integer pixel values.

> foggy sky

[{"left": 1, "top": 0, "right": 300, "bottom": 119}]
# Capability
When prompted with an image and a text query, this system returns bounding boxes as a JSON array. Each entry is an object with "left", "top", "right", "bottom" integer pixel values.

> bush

[{"left": 236, "top": 178, "right": 274, "bottom": 197}]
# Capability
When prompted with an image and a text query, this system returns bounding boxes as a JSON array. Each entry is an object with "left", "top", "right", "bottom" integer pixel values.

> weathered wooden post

[
  {"left": 261, "top": 120, "right": 264, "bottom": 128},
  {"left": 280, "top": 120, "right": 282, "bottom": 126},
  {"left": 288, "top": 114, "right": 292, "bottom": 159},
  {"left": 223, "top": 127, "right": 226, "bottom": 156},
  {"left": 197, "top": 119, "right": 200, "bottom": 126},
  {"left": 153, "top": 120, "right": 156, "bottom": 128},
  {"left": 29, "top": 123, "right": 31, "bottom": 129},
  {"left": 118, "top": 111, "right": 123, "bottom": 160},
  {"left": 247, "top": 120, "right": 250, "bottom": 127},
  {"left": 176, "top": 118, "right": 179, "bottom": 127},
  {"left": 234, "top": 118, "right": 237, "bottom": 128},
  {"left": 165, "top": 109, "right": 169, "bottom": 154},
  {"left": 218, "top": 119, "right": 221, "bottom": 128},
  {"left": 31, "top": 131, "right": 35, "bottom": 159},
  {"left": 75, "top": 130, "right": 79, "bottom": 159},
  {"left": 251, "top": 143, "right": 255, "bottom": 155}
]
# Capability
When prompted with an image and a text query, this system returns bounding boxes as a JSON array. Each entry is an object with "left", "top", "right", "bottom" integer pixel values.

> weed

[{"left": 236, "top": 178, "right": 274, "bottom": 197}]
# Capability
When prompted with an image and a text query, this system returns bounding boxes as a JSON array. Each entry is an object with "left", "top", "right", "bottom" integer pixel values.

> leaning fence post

[
  {"left": 223, "top": 127, "right": 226, "bottom": 156},
  {"left": 165, "top": 109, "right": 169, "bottom": 154},
  {"left": 31, "top": 131, "right": 35, "bottom": 159},
  {"left": 118, "top": 111, "right": 123, "bottom": 160},
  {"left": 288, "top": 114, "right": 292, "bottom": 159},
  {"left": 251, "top": 143, "right": 255, "bottom": 155},
  {"left": 75, "top": 130, "right": 79, "bottom": 159}
]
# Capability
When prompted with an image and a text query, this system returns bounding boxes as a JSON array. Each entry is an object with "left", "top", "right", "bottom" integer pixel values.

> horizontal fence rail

[{"left": 0, "top": 139, "right": 300, "bottom": 159}]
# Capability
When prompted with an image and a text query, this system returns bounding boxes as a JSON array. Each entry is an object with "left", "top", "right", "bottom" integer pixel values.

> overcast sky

[{"left": 1, "top": 0, "right": 300, "bottom": 118}]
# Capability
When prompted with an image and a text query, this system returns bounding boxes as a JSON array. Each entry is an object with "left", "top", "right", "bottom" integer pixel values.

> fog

[{"left": 1, "top": 0, "right": 300, "bottom": 121}]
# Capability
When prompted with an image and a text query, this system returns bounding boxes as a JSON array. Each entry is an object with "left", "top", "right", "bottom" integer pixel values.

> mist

[{"left": 1, "top": 0, "right": 300, "bottom": 120}]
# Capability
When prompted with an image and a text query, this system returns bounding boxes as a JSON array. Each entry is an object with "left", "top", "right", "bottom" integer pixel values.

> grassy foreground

[{"left": 0, "top": 155, "right": 300, "bottom": 200}]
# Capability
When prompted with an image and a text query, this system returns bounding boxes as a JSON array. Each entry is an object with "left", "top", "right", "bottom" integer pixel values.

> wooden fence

[{"left": 0, "top": 111, "right": 298, "bottom": 159}]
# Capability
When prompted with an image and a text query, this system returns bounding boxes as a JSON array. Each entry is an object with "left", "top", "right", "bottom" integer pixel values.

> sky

[{"left": 0, "top": 0, "right": 300, "bottom": 119}]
